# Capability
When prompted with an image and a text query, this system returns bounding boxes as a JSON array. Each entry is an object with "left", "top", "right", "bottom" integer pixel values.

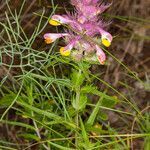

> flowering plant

[{"left": 44, "top": 0, "right": 113, "bottom": 65}]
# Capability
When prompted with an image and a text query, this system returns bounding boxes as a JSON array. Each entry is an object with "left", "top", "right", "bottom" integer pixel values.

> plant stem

[{"left": 75, "top": 81, "right": 81, "bottom": 148}]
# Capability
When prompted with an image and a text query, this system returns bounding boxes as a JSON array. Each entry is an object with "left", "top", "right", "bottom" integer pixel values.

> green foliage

[
  {"left": 144, "top": 136, "right": 150, "bottom": 150},
  {"left": 71, "top": 69, "right": 85, "bottom": 89},
  {"left": 72, "top": 94, "right": 88, "bottom": 111},
  {"left": 0, "top": 93, "right": 18, "bottom": 108},
  {"left": 0, "top": 0, "right": 149, "bottom": 149}
]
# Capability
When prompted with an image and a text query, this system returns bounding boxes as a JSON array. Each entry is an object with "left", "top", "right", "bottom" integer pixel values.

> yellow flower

[
  {"left": 49, "top": 19, "right": 61, "bottom": 26},
  {"left": 102, "top": 38, "right": 111, "bottom": 47},
  {"left": 60, "top": 47, "right": 71, "bottom": 56}
]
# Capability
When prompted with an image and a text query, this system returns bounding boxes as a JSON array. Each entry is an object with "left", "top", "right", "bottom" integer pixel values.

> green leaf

[
  {"left": 26, "top": 83, "right": 34, "bottom": 105},
  {"left": 98, "top": 111, "right": 108, "bottom": 121},
  {"left": 81, "top": 85, "right": 120, "bottom": 104},
  {"left": 144, "top": 137, "right": 150, "bottom": 150},
  {"left": 78, "top": 117, "right": 96, "bottom": 149},
  {"left": 86, "top": 124, "right": 108, "bottom": 134},
  {"left": 71, "top": 69, "right": 85, "bottom": 88},
  {"left": 26, "top": 72, "right": 71, "bottom": 87},
  {"left": 18, "top": 133, "right": 40, "bottom": 141},
  {"left": 80, "top": 117, "right": 89, "bottom": 144},
  {"left": 100, "top": 97, "right": 118, "bottom": 108},
  {"left": 72, "top": 94, "right": 87, "bottom": 111},
  {"left": 17, "top": 101, "right": 76, "bottom": 129},
  {"left": 67, "top": 106, "right": 76, "bottom": 117},
  {"left": 49, "top": 141, "right": 74, "bottom": 150},
  {"left": 86, "top": 94, "right": 104, "bottom": 126},
  {"left": 1, "top": 120, "right": 35, "bottom": 131},
  {"left": 81, "top": 85, "right": 97, "bottom": 94},
  {"left": 0, "top": 93, "right": 21, "bottom": 108}
]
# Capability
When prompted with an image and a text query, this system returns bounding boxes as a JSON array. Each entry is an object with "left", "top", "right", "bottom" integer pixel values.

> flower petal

[
  {"left": 98, "top": 28, "right": 113, "bottom": 47},
  {"left": 60, "top": 38, "right": 78, "bottom": 56},
  {"left": 44, "top": 33, "right": 69, "bottom": 44},
  {"left": 95, "top": 45, "right": 106, "bottom": 65},
  {"left": 60, "top": 47, "right": 71, "bottom": 56},
  {"left": 98, "top": 2, "right": 112, "bottom": 14},
  {"left": 49, "top": 19, "right": 61, "bottom": 26},
  {"left": 49, "top": 15, "right": 72, "bottom": 26},
  {"left": 102, "top": 38, "right": 111, "bottom": 47}
]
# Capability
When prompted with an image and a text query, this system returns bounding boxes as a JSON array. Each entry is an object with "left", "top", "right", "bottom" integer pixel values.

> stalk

[{"left": 75, "top": 71, "right": 81, "bottom": 148}]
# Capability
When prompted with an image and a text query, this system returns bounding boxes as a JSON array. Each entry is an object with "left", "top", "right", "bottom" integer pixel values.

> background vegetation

[{"left": 0, "top": 0, "right": 149, "bottom": 149}]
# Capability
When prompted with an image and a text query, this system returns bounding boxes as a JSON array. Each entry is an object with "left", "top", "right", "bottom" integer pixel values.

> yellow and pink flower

[{"left": 44, "top": 0, "right": 113, "bottom": 65}]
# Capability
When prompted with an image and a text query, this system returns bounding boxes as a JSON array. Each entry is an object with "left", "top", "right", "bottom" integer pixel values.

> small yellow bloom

[
  {"left": 49, "top": 19, "right": 61, "bottom": 26},
  {"left": 60, "top": 47, "right": 71, "bottom": 56},
  {"left": 102, "top": 38, "right": 111, "bottom": 47}
]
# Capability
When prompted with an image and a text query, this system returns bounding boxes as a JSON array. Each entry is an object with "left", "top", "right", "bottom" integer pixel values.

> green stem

[
  {"left": 75, "top": 67, "right": 82, "bottom": 147},
  {"left": 75, "top": 89, "right": 80, "bottom": 148}
]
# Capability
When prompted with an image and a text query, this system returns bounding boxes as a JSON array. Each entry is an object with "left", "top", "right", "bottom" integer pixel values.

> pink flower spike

[
  {"left": 44, "top": 0, "right": 113, "bottom": 63},
  {"left": 95, "top": 45, "right": 106, "bottom": 65},
  {"left": 44, "top": 33, "right": 69, "bottom": 44}
]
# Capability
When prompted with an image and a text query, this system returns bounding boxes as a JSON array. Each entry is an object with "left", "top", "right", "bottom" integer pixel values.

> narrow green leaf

[
  {"left": 49, "top": 141, "right": 74, "bottom": 150},
  {"left": 81, "top": 85, "right": 118, "bottom": 101},
  {"left": 0, "top": 145, "right": 17, "bottom": 150},
  {"left": 18, "top": 133, "right": 40, "bottom": 141},
  {"left": 0, "top": 93, "right": 21, "bottom": 108},
  {"left": 17, "top": 101, "right": 76, "bottom": 129},
  {"left": 80, "top": 117, "right": 89, "bottom": 144},
  {"left": 1, "top": 120, "right": 35, "bottom": 131},
  {"left": 86, "top": 94, "right": 104, "bottom": 126},
  {"left": 144, "top": 137, "right": 150, "bottom": 150}
]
